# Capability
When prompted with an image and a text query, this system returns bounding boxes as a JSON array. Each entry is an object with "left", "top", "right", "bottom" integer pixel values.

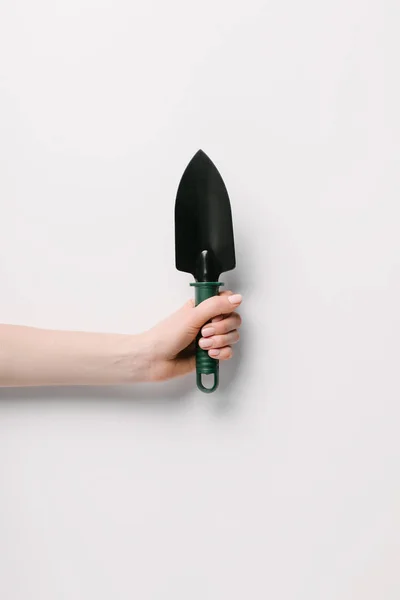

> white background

[{"left": 1, "top": 1, "right": 399, "bottom": 598}]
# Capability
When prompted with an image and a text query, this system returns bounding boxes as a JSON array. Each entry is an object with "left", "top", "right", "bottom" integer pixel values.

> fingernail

[
  {"left": 212, "top": 315, "right": 224, "bottom": 323},
  {"left": 228, "top": 294, "right": 242, "bottom": 305},
  {"left": 199, "top": 338, "right": 212, "bottom": 349},
  {"left": 202, "top": 327, "right": 215, "bottom": 337},
  {"left": 209, "top": 349, "right": 220, "bottom": 358}
]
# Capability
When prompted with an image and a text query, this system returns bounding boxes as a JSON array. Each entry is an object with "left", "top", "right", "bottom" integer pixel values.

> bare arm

[
  {"left": 0, "top": 293, "right": 242, "bottom": 387},
  {"left": 0, "top": 325, "right": 149, "bottom": 386}
]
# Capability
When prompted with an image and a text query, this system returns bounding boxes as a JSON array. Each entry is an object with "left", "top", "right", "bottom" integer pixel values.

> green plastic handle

[{"left": 190, "top": 282, "right": 224, "bottom": 393}]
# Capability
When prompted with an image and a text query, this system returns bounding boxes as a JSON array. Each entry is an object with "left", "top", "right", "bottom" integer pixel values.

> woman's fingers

[
  {"left": 198, "top": 303, "right": 241, "bottom": 362},
  {"left": 199, "top": 329, "right": 240, "bottom": 351},
  {"left": 208, "top": 346, "right": 233, "bottom": 361},
  {"left": 189, "top": 293, "right": 242, "bottom": 330},
  {"left": 211, "top": 315, "right": 224, "bottom": 323},
  {"left": 210, "top": 292, "right": 232, "bottom": 324},
  {"left": 201, "top": 312, "right": 241, "bottom": 337}
]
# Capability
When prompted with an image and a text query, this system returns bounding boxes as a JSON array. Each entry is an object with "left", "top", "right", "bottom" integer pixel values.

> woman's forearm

[{"left": 0, "top": 324, "right": 150, "bottom": 387}]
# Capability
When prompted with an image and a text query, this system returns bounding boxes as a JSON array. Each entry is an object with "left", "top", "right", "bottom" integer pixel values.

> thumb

[{"left": 188, "top": 293, "right": 242, "bottom": 330}]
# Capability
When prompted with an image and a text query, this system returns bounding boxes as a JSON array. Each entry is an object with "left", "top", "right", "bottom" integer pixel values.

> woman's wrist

[{"left": 117, "top": 332, "right": 155, "bottom": 384}]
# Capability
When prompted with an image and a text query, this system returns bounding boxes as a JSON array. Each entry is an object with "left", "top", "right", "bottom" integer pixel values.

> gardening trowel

[{"left": 175, "top": 150, "right": 236, "bottom": 393}]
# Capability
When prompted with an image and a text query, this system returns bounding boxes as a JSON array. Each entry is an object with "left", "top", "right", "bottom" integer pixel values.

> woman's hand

[
  {"left": 0, "top": 292, "right": 242, "bottom": 387},
  {"left": 141, "top": 291, "right": 242, "bottom": 382}
]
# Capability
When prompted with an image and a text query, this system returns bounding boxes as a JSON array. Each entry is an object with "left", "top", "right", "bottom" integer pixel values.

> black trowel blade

[{"left": 175, "top": 150, "right": 235, "bottom": 282}]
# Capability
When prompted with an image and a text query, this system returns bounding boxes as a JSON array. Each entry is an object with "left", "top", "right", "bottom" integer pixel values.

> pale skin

[{"left": 0, "top": 292, "right": 242, "bottom": 387}]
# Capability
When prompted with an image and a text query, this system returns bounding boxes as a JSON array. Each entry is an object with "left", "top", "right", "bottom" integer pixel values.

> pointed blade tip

[
  {"left": 194, "top": 148, "right": 207, "bottom": 159},
  {"left": 190, "top": 149, "right": 214, "bottom": 168}
]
